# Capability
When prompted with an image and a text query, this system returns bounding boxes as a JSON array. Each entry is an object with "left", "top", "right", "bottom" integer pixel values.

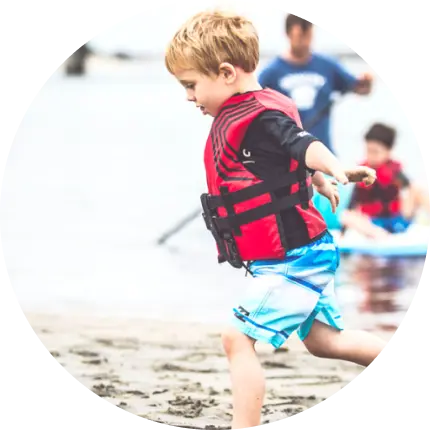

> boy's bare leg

[
  {"left": 302, "top": 320, "right": 386, "bottom": 367},
  {"left": 222, "top": 328, "right": 265, "bottom": 429},
  {"left": 341, "top": 210, "right": 389, "bottom": 239}
]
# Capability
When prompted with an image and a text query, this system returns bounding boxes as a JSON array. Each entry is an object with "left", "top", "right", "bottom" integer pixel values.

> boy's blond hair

[{"left": 165, "top": 10, "right": 259, "bottom": 76}]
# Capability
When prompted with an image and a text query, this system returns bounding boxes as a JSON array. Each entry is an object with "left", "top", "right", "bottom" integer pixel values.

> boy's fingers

[
  {"left": 331, "top": 194, "right": 339, "bottom": 213},
  {"left": 335, "top": 173, "right": 349, "bottom": 185}
]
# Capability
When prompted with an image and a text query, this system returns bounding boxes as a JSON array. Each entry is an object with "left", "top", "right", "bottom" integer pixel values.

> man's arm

[
  {"left": 331, "top": 56, "right": 373, "bottom": 95},
  {"left": 353, "top": 72, "right": 373, "bottom": 95}
]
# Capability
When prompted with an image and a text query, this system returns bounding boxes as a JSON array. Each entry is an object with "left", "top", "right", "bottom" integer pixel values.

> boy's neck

[{"left": 234, "top": 74, "right": 262, "bottom": 94}]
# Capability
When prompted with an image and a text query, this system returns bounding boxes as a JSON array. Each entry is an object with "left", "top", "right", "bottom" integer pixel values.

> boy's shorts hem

[
  {"left": 231, "top": 314, "right": 289, "bottom": 349},
  {"left": 296, "top": 307, "right": 344, "bottom": 341},
  {"left": 231, "top": 307, "right": 344, "bottom": 348}
]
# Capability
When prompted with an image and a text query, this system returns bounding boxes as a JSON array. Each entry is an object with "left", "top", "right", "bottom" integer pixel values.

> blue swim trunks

[
  {"left": 371, "top": 216, "right": 412, "bottom": 234},
  {"left": 231, "top": 231, "right": 343, "bottom": 348}
]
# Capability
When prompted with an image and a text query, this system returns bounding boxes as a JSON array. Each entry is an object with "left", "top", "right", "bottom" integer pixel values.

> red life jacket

[
  {"left": 356, "top": 160, "right": 402, "bottom": 217},
  {"left": 201, "top": 88, "right": 326, "bottom": 267}
]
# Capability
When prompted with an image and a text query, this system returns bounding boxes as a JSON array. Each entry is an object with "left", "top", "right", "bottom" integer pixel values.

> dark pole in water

[{"left": 64, "top": 44, "right": 91, "bottom": 77}]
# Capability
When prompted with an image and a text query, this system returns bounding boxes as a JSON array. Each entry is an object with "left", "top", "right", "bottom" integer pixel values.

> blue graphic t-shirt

[{"left": 258, "top": 54, "right": 358, "bottom": 152}]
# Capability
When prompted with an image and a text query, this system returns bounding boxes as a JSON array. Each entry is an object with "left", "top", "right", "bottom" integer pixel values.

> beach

[{"left": 27, "top": 311, "right": 393, "bottom": 428}]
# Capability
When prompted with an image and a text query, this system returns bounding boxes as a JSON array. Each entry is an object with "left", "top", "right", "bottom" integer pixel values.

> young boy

[
  {"left": 165, "top": 11, "right": 385, "bottom": 429},
  {"left": 341, "top": 123, "right": 430, "bottom": 239}
]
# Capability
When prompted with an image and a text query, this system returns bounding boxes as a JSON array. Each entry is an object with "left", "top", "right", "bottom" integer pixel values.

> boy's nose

[{"left": 187, "top": 94, "right": 196, "bottom": 102}]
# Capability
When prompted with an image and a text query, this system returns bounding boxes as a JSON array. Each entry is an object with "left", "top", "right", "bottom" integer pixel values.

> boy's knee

[
  {"left": 303, "top": 321, "right": 341, "bottom": 358},
  {"left": 303, "top": 334, "right": 340, "bottom": 359},
  {"left": 221, "top": 327, "right": 255, "bottom": 357}
]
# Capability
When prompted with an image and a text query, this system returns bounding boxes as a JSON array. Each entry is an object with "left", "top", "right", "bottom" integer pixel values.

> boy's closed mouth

[{"left": 197, "top": 104, "right": 208, "bottom": 115}]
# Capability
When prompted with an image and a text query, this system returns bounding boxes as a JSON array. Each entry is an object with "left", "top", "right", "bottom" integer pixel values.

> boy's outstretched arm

[
  {"left": 305, "top": 141, "right": 349, "bottom": 184},
  {"left": 305, "top": 141, "right": 376, "bottom": 185}
]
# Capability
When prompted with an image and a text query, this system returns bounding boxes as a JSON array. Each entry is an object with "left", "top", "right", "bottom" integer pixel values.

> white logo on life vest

[
  {"left": 242, "top": 148, "right": 255, "bottom": 164},
  {"left": 297, "top": 131, "right": 311, "bottom": 138}
]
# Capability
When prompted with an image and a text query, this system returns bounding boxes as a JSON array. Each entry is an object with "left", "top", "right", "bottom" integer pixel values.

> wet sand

[{"left": 27, "top": 311, "right": 393, "bottom": 429}]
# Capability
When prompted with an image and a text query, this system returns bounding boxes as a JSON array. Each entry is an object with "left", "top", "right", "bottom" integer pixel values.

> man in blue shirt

[{"left": 259, "top": 14, "right": 373, "bottom": 153}]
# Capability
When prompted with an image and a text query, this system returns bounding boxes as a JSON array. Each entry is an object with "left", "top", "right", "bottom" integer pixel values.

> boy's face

[
  {"left": 366, "top": 140, "right": 391, "bottom": 167},
  {"left": 175, "top": 68, "right": 237, "bottom": 117}
]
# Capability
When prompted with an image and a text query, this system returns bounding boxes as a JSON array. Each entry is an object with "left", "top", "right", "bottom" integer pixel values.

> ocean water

[{"left": 0, "top": 58, "right": 426, "bottom": 330}]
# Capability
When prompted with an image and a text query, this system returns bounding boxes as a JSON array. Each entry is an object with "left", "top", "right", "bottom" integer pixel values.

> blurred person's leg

[
  {"left": 341, "top": 209, "right": 390, "bottom": 239},
  {"left": 401, "top": 184, "right": 430, "bottom": 220}
]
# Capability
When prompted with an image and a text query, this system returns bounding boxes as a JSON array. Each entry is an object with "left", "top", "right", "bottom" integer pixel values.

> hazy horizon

[{"left": 87, "top": 7, "right": 356, "bottom": 58}]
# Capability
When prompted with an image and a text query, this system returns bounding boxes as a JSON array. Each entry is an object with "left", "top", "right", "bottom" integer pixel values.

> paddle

[{"left": 156, "top": 208, "right": 202, "bottom": 245}]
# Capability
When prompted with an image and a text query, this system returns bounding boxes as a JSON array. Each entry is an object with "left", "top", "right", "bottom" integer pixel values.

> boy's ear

[{"left": 218, "top": 62, "right": 237, "bottom": 83}]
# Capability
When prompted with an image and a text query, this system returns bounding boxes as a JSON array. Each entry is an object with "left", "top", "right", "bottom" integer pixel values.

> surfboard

[
  {"left": 331, "top": 224, "right": 429, "bottom": 256},
  {"left": 313, "top": 183, "right": 429, "bottom": 257}
]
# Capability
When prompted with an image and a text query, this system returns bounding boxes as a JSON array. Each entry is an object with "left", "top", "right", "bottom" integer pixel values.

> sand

[{"left": 26, "top": 311, "right": 394, "bottom": 429}]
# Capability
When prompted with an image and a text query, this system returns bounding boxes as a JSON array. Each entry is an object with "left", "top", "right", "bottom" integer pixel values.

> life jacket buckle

[
  {"left": 299, "top": 180, "right": 310, "bottom": 210},
  {"left": 224, "top": 235, "right": 243, "bottom": 269}
]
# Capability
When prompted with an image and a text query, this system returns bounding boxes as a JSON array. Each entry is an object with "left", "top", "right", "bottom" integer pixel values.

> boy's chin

[{"left": 202, "top": 109, "right": 214, "bottom": 117}]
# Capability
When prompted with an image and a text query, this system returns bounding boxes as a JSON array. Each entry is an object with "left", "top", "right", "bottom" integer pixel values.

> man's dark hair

[
  {"left": 285, "top": 14, "right": 313, "bottom": 34},
  {"left": 365, "top": 123, "right": 396, "bottom": 149}
]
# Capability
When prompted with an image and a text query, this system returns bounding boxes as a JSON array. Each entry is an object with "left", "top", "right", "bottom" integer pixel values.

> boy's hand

[
  {"left": 314, "top": 178, "right": 340, "bottom": 213},
  {"left": 345, "top": 166, "right": 376, "bottom": 186},
  {"left": 332, "top": 170, "right": 349, "bottom": 185}
]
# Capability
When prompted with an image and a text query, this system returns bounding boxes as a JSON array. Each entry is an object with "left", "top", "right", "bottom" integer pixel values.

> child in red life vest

[
  {"left": 341, "top": 123, "right": 430, "bottom": 239},
  {"left": 165, "top": 10, "right": 386, "bottom": 429}
]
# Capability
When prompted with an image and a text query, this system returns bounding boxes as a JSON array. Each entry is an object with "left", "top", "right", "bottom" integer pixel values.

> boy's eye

[{"left": 185, "top": 83, "right": 195, "bottom": 90}]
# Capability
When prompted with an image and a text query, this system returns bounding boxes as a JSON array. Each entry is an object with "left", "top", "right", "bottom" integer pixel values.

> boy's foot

[{"left": 345, "top": 166, "right": 376, "bottom": 186}]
